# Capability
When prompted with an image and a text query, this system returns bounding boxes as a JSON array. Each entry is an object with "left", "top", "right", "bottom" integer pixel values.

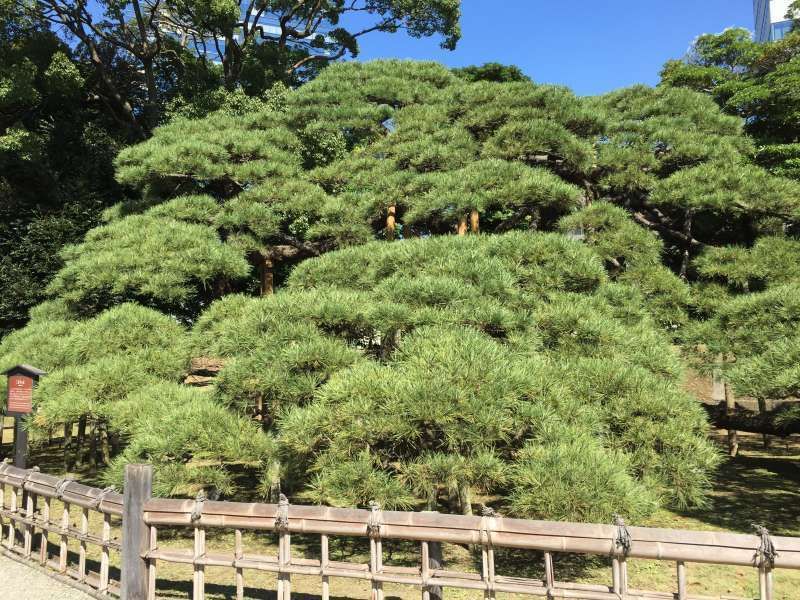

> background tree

[
  {"left": 19, "top": 0, "right": 463, "bottom": 137},
  {"left": 658, "top": 22, "right": 800, "bottom": 440},
  {"left": 661, "top": 24, "right": 800, "bottom": 180},
  {"left": 0, "top": 0, "right": 124, "bottom": 337}
]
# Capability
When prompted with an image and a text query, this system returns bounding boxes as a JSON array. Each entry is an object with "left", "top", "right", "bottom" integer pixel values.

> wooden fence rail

[
  {"left": 2, "top": 461, "right": 800, "bottom": 600},
  {"left": 0, "top": 461, "right": 123, "bottom": 598}
]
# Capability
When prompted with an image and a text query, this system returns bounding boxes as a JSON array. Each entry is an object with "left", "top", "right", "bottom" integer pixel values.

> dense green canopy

[
  {"left": 657, "top": 24, "right": 800, "bottom": 429},
  {"left": 6, "top": 58, "right": 800, "bottom": 518}
]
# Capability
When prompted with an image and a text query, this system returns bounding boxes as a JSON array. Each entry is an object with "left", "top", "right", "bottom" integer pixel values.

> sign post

[{"left": 3, "top": 365, "right": 45, "bottom": 469}]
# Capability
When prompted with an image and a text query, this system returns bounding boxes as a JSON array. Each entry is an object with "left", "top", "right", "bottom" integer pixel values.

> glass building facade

[{"left": 754, "top": 0, "right": 794, "bottom": 42}]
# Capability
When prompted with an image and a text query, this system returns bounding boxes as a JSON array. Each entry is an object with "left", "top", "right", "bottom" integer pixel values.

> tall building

[{"left": 754, "top": 0, "right": 794, "bottom": 42}]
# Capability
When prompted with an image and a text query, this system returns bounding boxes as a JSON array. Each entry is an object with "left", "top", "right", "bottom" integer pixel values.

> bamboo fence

[
  {"left": 0, "top": 461, "right": 123, "bottom": 597},
  {"left": 2, "top": 461, "right": 800, "bottom": 600}
]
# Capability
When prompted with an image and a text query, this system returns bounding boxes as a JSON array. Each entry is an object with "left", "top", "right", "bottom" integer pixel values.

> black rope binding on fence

[
  {"left": 367, "top": 501, "right": 383, "bottom": 538},
  {"left": 190, "top": 490, "right": 207, "bottom": 522},
  {"left": 753, "top": 524, "right": 778, "bottom": 568},
  {"left": 54, "top": 477, "right": 74, "bottom": 499},
  {"left": 275, "top": 493, "right": 290, "bottom": 532},
  {"left": 613, "top": 514, "right": 632, "bottom": 556},
  {"left": 93, "top": 487, "right": 117, "bottom": 510},
  {"left": 20, "top": 466, "right": 40, "bottom": 491}
]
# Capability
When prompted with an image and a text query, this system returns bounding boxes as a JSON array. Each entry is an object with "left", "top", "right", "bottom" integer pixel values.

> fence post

[
  {"left": 122, "top": 464, "right": 152, "bottom": 600},
  {"left": 421, "top": 511, "right": 444, "bottom": 600},
  {"left": 428, "top": 541, "right": 443, "bottom": 600}
]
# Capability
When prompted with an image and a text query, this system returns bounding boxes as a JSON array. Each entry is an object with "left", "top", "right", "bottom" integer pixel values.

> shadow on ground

[{"left": 676, "top": 432, "right": 800, "bottom": 537}]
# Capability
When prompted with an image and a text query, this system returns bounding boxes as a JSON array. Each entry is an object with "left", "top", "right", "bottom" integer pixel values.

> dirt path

[{"left": 0, "top": 554, "right": 91, "bottom": 600}]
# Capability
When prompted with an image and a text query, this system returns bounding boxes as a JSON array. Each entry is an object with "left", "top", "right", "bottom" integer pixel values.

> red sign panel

[{"left": 7, "top": 374, "right": 33, "bottom": 415}]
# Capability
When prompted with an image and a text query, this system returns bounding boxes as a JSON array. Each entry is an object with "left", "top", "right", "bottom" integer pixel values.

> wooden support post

[
  {"left": 100, "top": 512, "right": 111, "bottom": 594},
  {"left": 620, "top": 557, "right": 628, "bottom": 595},
  {"left": 421, "top": 542, "right": 443, "bottom": 600},
  {"left": 766, "top": 567, "right": 774, "bottom": 600},
  {"left": 321, "top": 533, "right": 330, "bottom": 600},
  {"left": 480, "top": 513, "right": 496, "bottom": 600},
  {"left": 193, "top": 526, "right": 206, "bottom": 600},
  {"left": 79, "top": 506, "right": 89, "bottom": 581},
  {"left": 122, "top": 463, "right": 152, "bottom": 600},
  {"left": 429, "top": 541, "right": 443, "bottom": 600},
  {"left": 24, "top": 491, "right": 34, "bottom": 558},
  {"left": 40, "top": 496, "right": 50, "bottom": 566},
  {"left": 544, "top": 551, "right": 555, "bottom": 593},
  {"left": 59, "top": 502, "right": 69, "bottom": 572},
  {"left": 234, "top": 529, "right": 244, "bottom": 600},
  {"left": 759, "top": 564, "right": 774, "bottom": 600},
  {"left": 13, "top": 416, "right": 27, "bottom": 469},
  {"left": 278, "top": 529, "right": 291, "bottom": 600},
  {"left": 677, "top": 561, "right": 687, "bottom": 600},
  {"left": 421, "top": 511, "right": 443, "bottom": 600},
  {"left": 370, "top": 534, "right": 383, "bottom": 600},
  {"left": 147, "top": 525, "right": 157, "bottom": 600},
  {"left": 5, "top": 485, "right": 15, "bottom": 549}
]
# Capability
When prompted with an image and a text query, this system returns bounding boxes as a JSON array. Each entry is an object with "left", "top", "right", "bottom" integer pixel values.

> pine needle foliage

[
  {"left": 13, "top": 57, "right": 799, "bottom": 513},
  {"left": 46, "top": 215, "right": 250, "bottom": 319}
]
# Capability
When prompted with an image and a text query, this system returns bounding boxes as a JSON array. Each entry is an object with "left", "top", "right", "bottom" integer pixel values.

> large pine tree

[{"left": 3, "top": 60, "right": 799, "bottom": 519}]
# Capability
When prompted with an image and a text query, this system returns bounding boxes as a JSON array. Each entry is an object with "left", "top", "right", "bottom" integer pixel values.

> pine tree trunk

[
  {"left": 109, "top": 430, "right": 121, "bottom": 455},
  {"left": 758, "top": 397, "right": 770, "bottom": 449},
  {"left": 679, "top": 210, "right": 693, "bottom": 280},
  {"left": 458, "top": 483, "right": 472, "bottom": 516},
  {"left": 425, "top": 490, "right": 438, "bottom": 512},
  {"left": 456, "top": 216, "right": 468, "bottom": 236},
  {"left": 266, "top": 459, "right": 281, "bottom": 503},
  {"left": 725, "top": 383, "right": 739, "bottom": 457},
  {"left": 256, "top": 396, "right": 265, "bottom": 425},
  {"left": 713, "top": 356, "right": 738, "bottom": 457},
  {"left": 259, "top": 254, "right": 274, "bottom": 295},
  {"left": 386, "top": 204, "right": 397, "bottom": 240},
  {"left": 76, "top": 416, "right": 87, "bottom": 466},
  {"left": 99, "top": 421, "right": 111, "bottom": 465},
  {"left": 89, "top": 423, "right": 99, "bottom": 474},
  {"left": 63, "top": 422, "right": 74, "bottom": 471},
  {"left": 470, "top": 209, "right": 480, "bottom": 234}
]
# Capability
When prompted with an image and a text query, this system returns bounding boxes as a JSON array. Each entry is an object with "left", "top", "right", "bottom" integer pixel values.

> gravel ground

[{"left": 0, "top": 554, "right": 91, "bottom": 599}]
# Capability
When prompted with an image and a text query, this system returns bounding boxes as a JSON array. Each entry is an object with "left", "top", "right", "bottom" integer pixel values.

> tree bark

[
  {"left": 702, "top": 402, "right": 799, "bottom": 436},
  {"left": 457, "top": 483, "right": 472, "bottom": 516},
  {"left": 470, "top": 209, "right": 480, "bottom": 234},
  {"left": 713, "top": 357, "right": 738, "bottom": 457},
  {"left": 679, "top": 210, "right": 694, "bottom": 280},
  {"left": 259, "top": 254, "right": 274, "bottom": 295},
  {"left": 222, "top": 34, "right": 244, "bottom": 89},
  {"left": 266, "top": 459, "right": 281, "bottom": 503},
  {"left": 99, "top": 420, "right": 111, "bottom": 465},
  {"left": 386, "top": 204, "right": 397, "bottom": 240},
  {"left": 63, "top": 422, "right": 74, "bottom": 471},
  {"left": 758, "top": 397, "right": 770, "bottom": 449},
  {"left": 76, "top": 416, "right": 87, "bottom": 466},
  {"left": 89, "top": 423, "right": 99, "bottom": 473},
  {"left": 456, "top": 215, "right": 468, "bottom": 236},
  {"left": 725, "top": 383, "right": 739, "bottom": 457}
]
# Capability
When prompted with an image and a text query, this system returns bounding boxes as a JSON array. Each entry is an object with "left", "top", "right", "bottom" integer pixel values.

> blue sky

[{"left": 351, "top": 1, "right": 755, "bottom": 96}]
